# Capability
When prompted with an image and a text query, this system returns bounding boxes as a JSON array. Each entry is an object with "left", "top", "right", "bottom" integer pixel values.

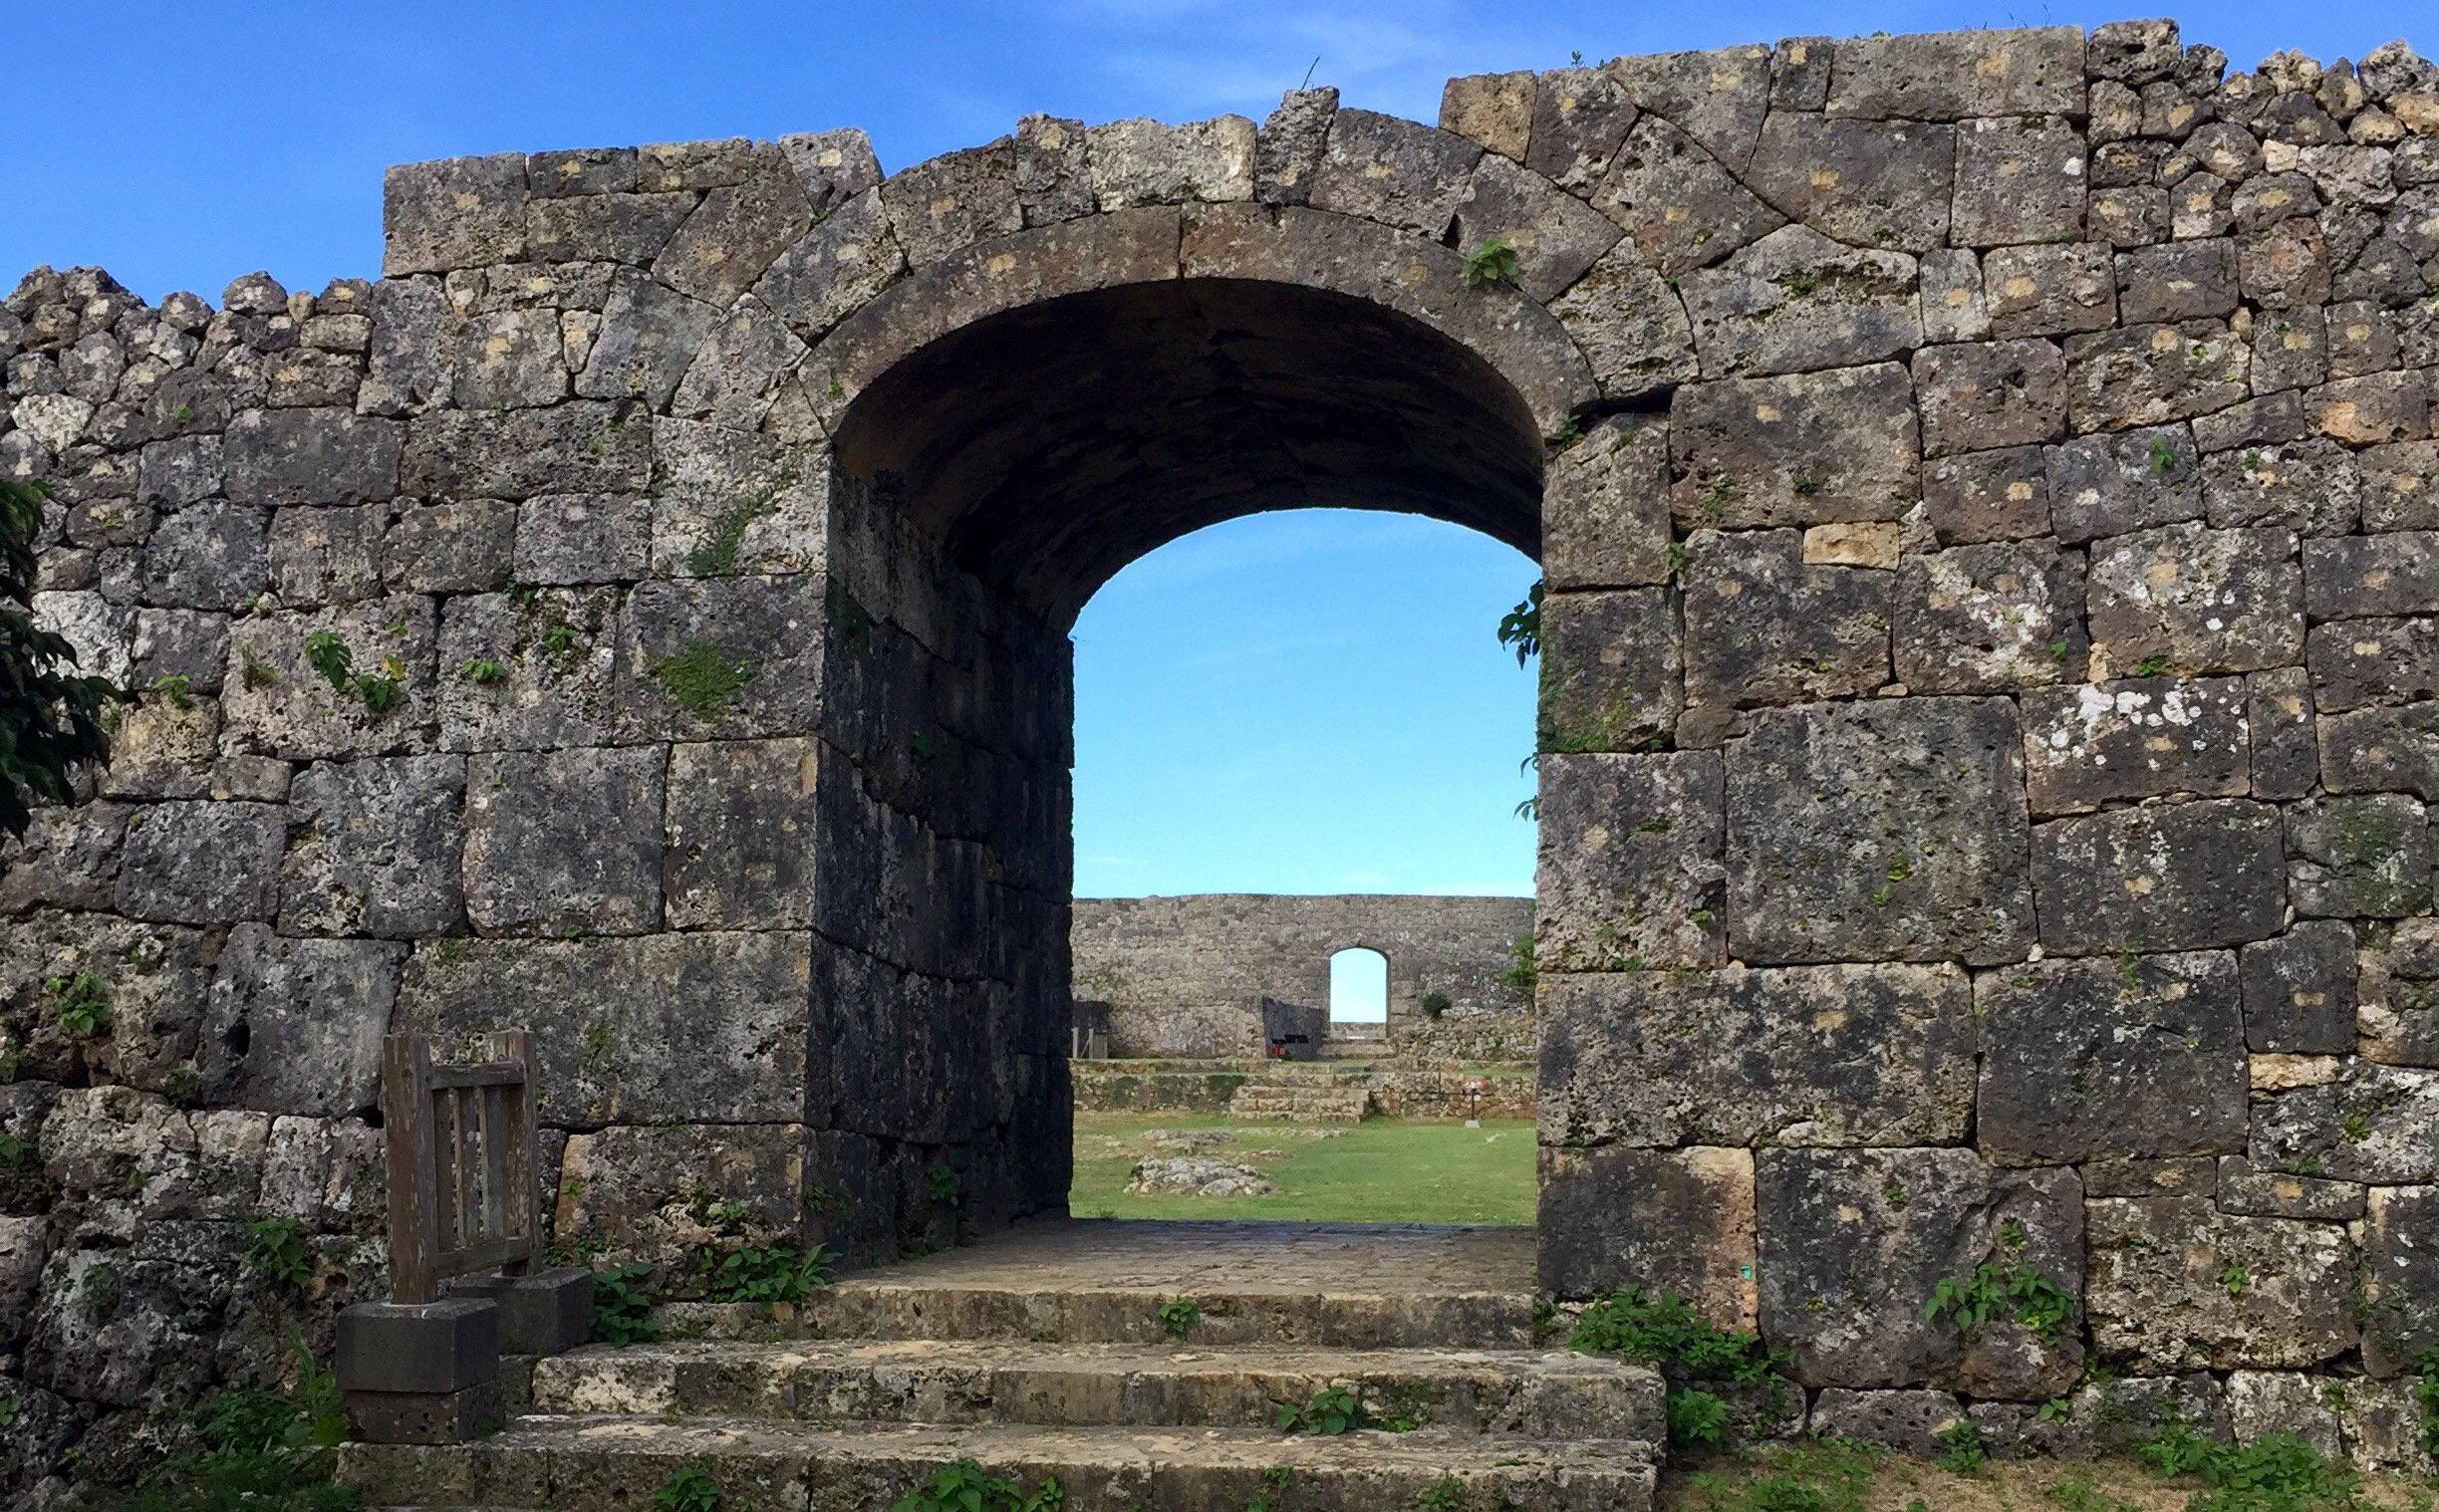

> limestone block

[
  {"left": 2286, "top": 794, "right": 2434, "bottom": 917},
  {"left": 1758, "top": 1148, "right": 2082, "bottom": 1396},
  {"left": 2304, "top": 530, "right": 2439, "bottom": 621},
  {"left": 1810, "top": 1389, "right": 1971, "bottom": 1457},
  {"left": 0, "top": 912, "right": 214, "bottom": 1093},
  {"left": 552, "top": 1123, "right": 809, "bottom": 1276},
  {"left": 1086, "top": 117, "right": 1256, "bottom": 211},
  {"left": 1537, "top": 1146, "right": 1757, "bottom": 1325},
  {"left": 2043, "top": 424, "right": 2204, "bottom": 544},
  {"left": 448, "top": 308, "right": 566, "bottom": 413},
  {"left": 2307, "top": 617, "right": 2439, "bottom": 711},
  {"left": 1953, "top": 117, "right": 2087, "bottom": 247},
  {"left": 267, "top": 503, "right": 384, "bottom": 605},
  {"left": 1545, "top": 242, "right": 1700, "bottom": 400},
  {"left": 201, "top": 923, "right": 406, "bottom": 1117},
  {"left": 668, "top": 296, "right": 806, "bottom": 433},
  {"left": 1308, "top": 110, "right": 1482, "bottom": 237},
  {"left": 574, "top": 269, "right": 718, "bottom": 411},
  {"left": 436, "top": 588, "right": 619, "bottom": 752},
  {"left": 2018, "top": 675, "right": 2249, "bottom": 814},
  {"left": 2225, "top": 1371, "right": 2343, "bottom": 1453},
  {"left": 384, "top": 498, "right": 515, "bottom": 596},
  {"left": 2217, "top": 1155, "right": 2365, "bottom": 1222},
  {"left": 2240, "top": 218, "right": 2333, "bottom": 308},
  {"left": 2336, "top": 1376, "right": 2439, "bottom": 1476},
  {"left": 1725, "top": 697, "right": 2034, "bottom": 965},
  {"left": 751, "top": 189, "right": 909, "bottom": 345},
  {"left": 359, "top": 276, "right": 456, "bottom": 417},
  {"left": 2085, "top": 1195, "right": 2357, "bottom": 1370},
  {"left": 2248, "top": 1064, "right": 2439, "bottom": 1183},
  {"left": 1744, "top": 116, "right": 1954, "bottom": 252},
  {"left": 654, "top": 148, "right": 814, "bottom": 308},
  {"left": 1601, "top": 44, "right": 1771, "bottom": 167},
  {"left": 403, "top": 400, "right": 653, "bottom": 501},
  {"left": 1588, "top": 116, "right": 1783, "bottom": 277},
  {"left": 259, "top": 1114, "right": 384, "bottom": 1230},
  {"left": 221, "top": 596, "right": 439, "bottom": 761},
  {"left": 1437, "top": 72, "right": 1532, "bottom": 159},
  {"left": 2312, "top": 373, "right": 2432, "bottom": 445},
  {"left": 1535, "top": 750, "right": 1723, "bottom": 971},
  {"left": 1825, "top": 27, "right": 2085, "bottom": 121},
  {"left": 2359, "top": 917, "right": 2439, "bottom": 1067},
  {"left": 1254, "top": 87, "right": 1336, "bottom": 206},
  {"left": 877, "top": 142, "right": 1023, "bottom": 268},
  {"left": 1911, "top": 341, "right": 2067, "bottom": 456},
  {"left": 2031, "top": 799, "right": 2286, "bottom": 951},
  {"left": 1676, "top": 227, "right": 1921, "bottom": 378},
  {"left": 0, "top": 799, "right": 130, "bottom": 914},
  {"left": 1542, "top": 420, "right": 1671, "bottom": 589},
  {"left": 1450, "top": 153, "right": 1621, "bottom": 303},
  {"left": 648, "top": 418, "right": 825, "bottom": 579},
  {"left": 2204, "top": 439, "right": 2361, "bottom": 535},
  {"left": 775, "top": 129, "right": 881, "bottom": 216},
  {"left": 1668, "top": 364, "right": 1919, "bottom": 528},
  {"left": 1893, "top": 543, "right": 2086, "bottom": 695},
  {"left": 24, "top": 1223, "right": 241, "bottom": 1406},
  {"left": 462, "top": 745, "right": 666, "bottom": 937},
  {"left": 1538, "top": 964, "right": 1976, "bottom": 1148},
  {"left": 136, "top": 433, "right": 223, "bottom": 508},
  {"left": 616, "top": 575, "right": 827, "bottom": 741},
  {"left": 402, "top": 933, "right": 808, "bottom": 1126},
  {"left": 384, "top": 153, "right": 529, "bottom": 276},
  {"left": 223, "top": 406, "right": 402, "bottom": 507},
  {"left": 2359, "top": 1184, "right": 2439, "bottom": 1376},
  {"left": 2062, "top": 321, "right": 2251, "bottom": 432},
  {"left": 1524, "top": 67, "right": 1638, "bottom": 191},
  {"left": 99, "top": 695, "right": 220, "bottom": 801},
  {"left": 2249, "top": 305, "right": 2330, "bottom": 394},
  {"left": 113, "top": 799, "right": 286, "bottom": 924},
  {"left": 139, "top": 500, "right": 268, "bottom": 610},
  {"left": 1975, "top": 951, "right": 2248, "bottom": 1161},
  {"left": 2085, "top": 523, "right": 2303, "bottom": 677},
  {"left": 1681, "top": 528, "right": 1890, "bottom": 711},
  {"left": 1923, "top": 446, "right": 2050, "bottom": 544},
  {"left": 2240, "top": 920, "right": 2359, "bottom": 1054},
  {"left": 664, "top": 737, "right": 821, "bottom": 930},
  {"left": 1535, "top": 587, "right": 1681, "bottom": 752},
  {"left": 1921, "top": 248, "right": 1988, "bottom": 343},
  {"left": 525, "top": 190, "right": 694, "bottom": 266},
  {"left": 514, "top": 494, "right": 652, "bottom": 586},
  {"left": 280, "top": 754, "right": 467, "bottom": 938},
  {"left": 1971, "top": 1372, "right": 2228, "bottom": 1458},
  {"left": 2117, "top": 238, "right": 2241, "bottom": 323}
]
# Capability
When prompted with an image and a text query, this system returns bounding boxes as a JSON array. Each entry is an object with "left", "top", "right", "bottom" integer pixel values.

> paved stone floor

[{"left": 837, "top": 1218, "right": 1537, "bottom": 1300}]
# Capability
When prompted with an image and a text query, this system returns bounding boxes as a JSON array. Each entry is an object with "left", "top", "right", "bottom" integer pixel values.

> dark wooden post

[{"left": 381, "top": 1034, "right": 441, "bottom": 1305}]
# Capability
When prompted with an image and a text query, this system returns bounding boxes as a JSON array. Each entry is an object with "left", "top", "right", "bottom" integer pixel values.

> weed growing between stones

[
  {"left": 1500, "top": 935, "right": 1537, "bottom": 996},
  {"left": 1243, "top": 1465, "right": 1295, "bottom": 1512},
  {"left": 1158, "top": 1296, "right": 1202, "bottom": 1342},
  {"left": 589, "top": 1261, "right": 663, "bottom": 1343},
  {"left": 926, "top": 1163, "right": 961, "bottom": 1203},
  {"left": 1417, "top": 1474, "right": 1465, "bottom": 1510},
  {"left": 684, "top": 466, "right": 799, "bottom": 577},
  {"left": 653, "top": 1464, "right": 721, "bottom": 1512},
  {"left": 127, "top": 1341, "right": 355, "bottom": 1512},
  {"left": 1462, "top": 238, "right": 1519, "bottom": 289},
  {"left": 1690, "top": 1439, "right": 1882, "bottom": 1512},
  {"left": 1570, "top": 1287, "right": 1796, "bottom": 1448},
  {"left": 459, "top": 657, "right": 507, "bottom": 685},
  {"left": 300, "top": 630, "right": 404, "bottom": 713},
  {"left": 48, "top": 968, "right": 112, "bottom": 1039},
  {"left": 2414, "top": 1351, "right": 2439, "bottom": 1458},
  {"left": 1938, "top": 1418, "right": 1990, "bottom": 1475},
  {"left": 1924, "top": 1222, "right": 2076, "bottom": 1347},
  {"left": 647, "top": 638, "right": 757, "bottom": 719},
  {"left": 1421, "top": 991, "right": 1452, "bottom": 1018},
  {"left": 891, "top": 1460, "right": 1065, "bottom": 1512},
  {"left": 1274, "top": 1386, "right": 1362, "bottom": 1435},
  {"left": 2136, "top": 1424, "right": 2366, "bottom": 1512},
  {"left": 688, "top": 1242, "right": 834, "bottom": 1310},
  {"left": 242, "top": 1217, "right": 313, "bottom": 1295}
]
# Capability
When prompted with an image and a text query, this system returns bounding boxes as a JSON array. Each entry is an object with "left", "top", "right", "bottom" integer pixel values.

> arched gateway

[{"left": 5, "top": 18, "right": 2439, "bottom": 1494}]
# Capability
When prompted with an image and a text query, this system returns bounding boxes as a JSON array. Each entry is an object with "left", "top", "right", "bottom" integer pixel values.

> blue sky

[{"left": 11, "top": 0, "right": 2432, "bottom": 899}]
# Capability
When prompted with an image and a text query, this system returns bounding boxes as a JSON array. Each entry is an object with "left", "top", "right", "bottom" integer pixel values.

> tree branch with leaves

[{"left": 1, "top": 477, "right": 123, "bottom": 841}]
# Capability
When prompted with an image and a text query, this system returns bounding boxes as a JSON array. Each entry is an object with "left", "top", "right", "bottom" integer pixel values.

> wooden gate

[{"left": 380, "top": 1031, "right": 541, "bottom": 1305}]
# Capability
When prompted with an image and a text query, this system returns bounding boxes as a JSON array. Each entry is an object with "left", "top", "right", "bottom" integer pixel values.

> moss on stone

[{"left": 648, "top": 639, "right": 758, "bottom": 720}]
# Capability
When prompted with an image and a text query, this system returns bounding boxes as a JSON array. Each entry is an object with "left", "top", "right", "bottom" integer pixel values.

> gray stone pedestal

[
  {"left": 442, "top": 1265, "right": 597, "bottom": 1355},
  {"left": 336, "top": 1298, "right": 502, "bottom": 1445}
]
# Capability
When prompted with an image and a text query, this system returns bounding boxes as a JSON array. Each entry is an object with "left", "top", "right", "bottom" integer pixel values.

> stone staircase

[
  {"left": 335, "top": 1220, "right": 1666, "bottom": 1512},
  {"left": 1225, "top": 1074, "right": 1375, "bottom": 1123}
]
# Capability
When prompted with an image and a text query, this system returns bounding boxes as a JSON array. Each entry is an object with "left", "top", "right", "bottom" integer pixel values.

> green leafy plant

[
  {"left": 154, "top": 673, "right": 193, "bottom": 708},
  {"left": 655, "top": 1465, "right": 721, "bottom": 1512},
  {"left": 927, "top": 1163, "right": 961, "bottom": 1203},
  {"left": 693, "top": 1243, "right": 834, "bottom": 1309},
  {"left": 0, "top": 1397, "right": 17, "bottom": 1427},
  {"left": 1667, "top": 1386, "right": 1731, "bottom": 1445},
  {"left": 1496, "top": 581, "right": 1542, "bottom": 665},
  {"left": 590, "top": 1261, "right": 664, "bottom": 1344},
  {"left": 2137, "top": 1425, "right": 2365, "bottom": 1512},
  {"left": 2131, "top": 653, "right": 2171, "bottom": 677},
  {"left": 128, "top": 1339, "right": 356, "bottom": 1512},
  {"left": 1158, "top": 1296, "right": 1203, "bottom": 1342},
  {"left": 1500, "top": 933, "right": 1537, "bottom": 995},
  {"left": 1689, "top": 1439, "right": 1880, "bottom": 1512},
  {"left": 49, "top": 969, "right": 113, "bottom": 1039},
  {"left": 1937, "top": 1417, "right": 1988, "bottom": 1474},
  {"left": 244, "top": 1217, "right": 314, "bottom": 1295},
  {"left": 1924, "top": 1229, "right": 2077, "bottom": 1349},
  {"left": 1463, "top": 238, "right": 1521, "bottom": 288},
  {"left": 2411, "top": 1349, "right": 2438, "bottom": 1458},
  {"left": 1420, "top": 990, "right": 1452, "bottom": 1018},
  {"left": 0, "top": 1132, "right": 28, "bottom": 1166},
  {"left": 460, "top": 657, "right": 508, "bottom": 685},
  {"left": 302, "top": 631, "right": 354, "bottom": 690},
  {"left": 1418, "top": 1475, "right": 1465, "bottom": 1510},
  {"left": 1572, "top": 1286, "right": 1798, "bottom": 1445},
  {"left": 2221, "top": 1264, "right": 2250, "bottom": 1297},
  {"left": 1275, "top": 1385, "right": 1362, "bottom": 1435},
  {"left": 890, "top": 1460, "right": 1066, "bottom": 1512},
  {"left": 1, "top": 477, "right": 125, "bottom": 841}
]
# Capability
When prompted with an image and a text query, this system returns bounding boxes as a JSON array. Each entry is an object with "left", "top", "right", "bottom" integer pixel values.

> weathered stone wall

[
  {"left": 5, "top": 16, "right": 2439, "bottom": 1492},
  {"left": 1071, "top": 893, "right": 1535, "bottom": 1062}
]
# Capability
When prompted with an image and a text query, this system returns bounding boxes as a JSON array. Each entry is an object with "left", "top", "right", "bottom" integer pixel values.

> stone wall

[
  {"left": 1071, "top": 893, "right": 1535, "bottom": 1062},
  {"left": 5, "top": 17, "right": 2439, "bottom": 1493}
]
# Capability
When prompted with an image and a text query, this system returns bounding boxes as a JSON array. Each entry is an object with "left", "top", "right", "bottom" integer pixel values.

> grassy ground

[
  {"left": 1659, "top": 1443, "right": 2435, "bottom": 1512},
  {"left": 1068, "top": 1112, "right": 1535, "bottom": 1225}
]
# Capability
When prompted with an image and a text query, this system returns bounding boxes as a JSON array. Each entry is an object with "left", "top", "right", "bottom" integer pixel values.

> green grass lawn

[{"left": 1069, "top": 1112, "right": 1536, "bottom": 1225}]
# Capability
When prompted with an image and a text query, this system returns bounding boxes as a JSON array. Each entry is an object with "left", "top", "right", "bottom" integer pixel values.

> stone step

[
  {"left": 528, "top": 1340, "right": 1664, "bottom": 1441},
  {"left": 797, "top": 1274, "right": 1533, "bottom": 1349},
  {"left": 1224, "top": 1083, "right": 1374, "bottom": 1122},
  {"left": 344, "top": 1414, "right": 1662, "bottom": 1512}
]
